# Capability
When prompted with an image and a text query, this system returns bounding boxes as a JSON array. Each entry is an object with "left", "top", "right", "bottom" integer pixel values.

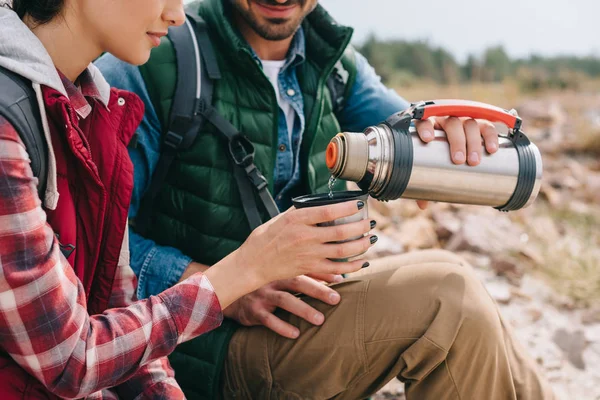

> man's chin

[{"left": 253, "top": 19, "right": 300, "bottom": 41}]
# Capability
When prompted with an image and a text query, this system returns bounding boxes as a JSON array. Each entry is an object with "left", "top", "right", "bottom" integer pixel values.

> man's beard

[{"left": 232, "top": 0, "right": 307, "bottom": 41}]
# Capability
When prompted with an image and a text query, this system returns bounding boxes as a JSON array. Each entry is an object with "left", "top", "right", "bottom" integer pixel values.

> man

[{"left": 96, "top": 0, "right": 554, "bottom": 398}]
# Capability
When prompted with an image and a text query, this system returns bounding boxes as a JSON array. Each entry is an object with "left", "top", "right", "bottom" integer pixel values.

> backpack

[
  {"left": 0, "top": 65, "right": 48, "bottom": 201},
  {"left": 134, "top": 12, "right": 351, "bottom": 234}
]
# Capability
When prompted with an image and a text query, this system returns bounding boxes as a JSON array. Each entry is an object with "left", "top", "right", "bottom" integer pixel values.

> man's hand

[
  {"left": 178, "top": 261, "right": 209, "bottom": 283},
  {"left": 223, "top": 275, "right": 343, "bottom": 339},
  {"left": 414, "top": 116, "right": 500, "bottom": 209}
]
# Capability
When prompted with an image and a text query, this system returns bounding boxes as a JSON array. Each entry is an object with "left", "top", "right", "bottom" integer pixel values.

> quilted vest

[
  {"left": 0, "top": 84, "right": 143, "bottom": 399},
  {"left": 138, "top": 0, "right": 356, "bottom": 397}
]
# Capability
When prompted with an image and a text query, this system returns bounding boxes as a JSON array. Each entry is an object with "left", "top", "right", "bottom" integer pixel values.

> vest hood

[{"left": 0, "top": 7, "right": 111, "bottom": 209}]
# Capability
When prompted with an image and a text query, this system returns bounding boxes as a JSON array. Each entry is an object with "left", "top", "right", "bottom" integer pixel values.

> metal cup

[{"left": 292, "top": 190, "right": 369, "bottom": 261}]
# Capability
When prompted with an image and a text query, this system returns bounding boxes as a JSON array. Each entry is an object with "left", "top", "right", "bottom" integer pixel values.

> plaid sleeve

[
  {"left": 0, "top": 116, "right": 223, "bottom": 399},
  {"left": 109, "top": 228, "right": 185, "bottom": 399}
]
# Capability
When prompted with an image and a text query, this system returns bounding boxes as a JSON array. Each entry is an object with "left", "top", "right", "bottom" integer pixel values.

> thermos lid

[{"left": 326, "top": 141, "right": 338, "bottom": 169}]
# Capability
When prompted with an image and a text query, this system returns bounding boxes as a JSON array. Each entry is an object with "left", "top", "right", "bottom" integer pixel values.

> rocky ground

[{"left": 369, "top": 92, "right": 600, "bottom": 399}]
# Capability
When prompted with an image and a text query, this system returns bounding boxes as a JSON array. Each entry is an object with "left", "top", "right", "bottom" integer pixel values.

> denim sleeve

[
  {"left": 337, "top": 51, "right": 411, "bottom": 132},
  {"left": 95, "top": 54, "right": 192, "bottom": 299}
]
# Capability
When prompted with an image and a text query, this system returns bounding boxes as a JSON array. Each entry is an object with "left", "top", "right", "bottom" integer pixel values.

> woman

[{"left": 0, "top": 0, "right": 373, "bottom": 398}]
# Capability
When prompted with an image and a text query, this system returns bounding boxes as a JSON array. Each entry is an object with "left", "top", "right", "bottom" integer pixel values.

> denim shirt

[
  {"left": 95, "top": 34, "right": 409, "bottom": 300},
  {"left": 255, "top": 28, "right": 306, "bottom": 209}
]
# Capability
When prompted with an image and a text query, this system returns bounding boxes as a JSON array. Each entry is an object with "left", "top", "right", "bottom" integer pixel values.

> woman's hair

[{"left": 9, "top": 0, "right": 65, "bottom": 24}]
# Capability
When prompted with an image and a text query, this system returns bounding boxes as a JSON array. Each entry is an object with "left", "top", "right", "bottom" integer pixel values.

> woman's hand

[{"left": 205, "top": 200, "right": 374, "bottom": 309}]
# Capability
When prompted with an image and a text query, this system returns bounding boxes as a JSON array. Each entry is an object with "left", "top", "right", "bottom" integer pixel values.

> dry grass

[
  {"left": 527, "top": 203, "right": 600, "bottom": 306},
  {"left": 394, "top": 80, "right": 522, "bottom": 109}
]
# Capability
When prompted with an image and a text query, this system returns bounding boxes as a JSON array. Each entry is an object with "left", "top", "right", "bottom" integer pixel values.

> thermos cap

[{"left": 326, "top": 141, "right": 338, "bottom": 169}]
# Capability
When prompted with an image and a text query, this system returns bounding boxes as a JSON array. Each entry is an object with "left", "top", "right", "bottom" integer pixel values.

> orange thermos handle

[{"left": 409, "top": 100, "right": 522, "bottom": 131}]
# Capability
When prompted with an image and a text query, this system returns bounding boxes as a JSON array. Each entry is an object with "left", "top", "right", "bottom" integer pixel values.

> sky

[
  {"left": 186, "top": 0, "right": 600, "bottom": 61},
  {"left": 322, "top": 0, "right": 600, "bottom": 60}
]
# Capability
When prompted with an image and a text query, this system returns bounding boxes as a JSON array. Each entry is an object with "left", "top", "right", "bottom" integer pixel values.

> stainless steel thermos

[{"left": 326, "top": 100, "right": 543, "bottom": 211}]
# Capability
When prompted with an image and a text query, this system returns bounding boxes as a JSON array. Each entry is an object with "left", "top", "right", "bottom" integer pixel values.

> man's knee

[{"left": 379, "top": 261, "right": 500, "bottom": 349}]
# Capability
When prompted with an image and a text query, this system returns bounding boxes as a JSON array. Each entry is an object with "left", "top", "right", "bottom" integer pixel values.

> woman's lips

[{"left": 147, "top": 32, "right": 167, "bottom": 47}]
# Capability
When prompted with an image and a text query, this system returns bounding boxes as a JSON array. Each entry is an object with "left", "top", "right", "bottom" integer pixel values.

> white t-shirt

[{"left": 261, "top": 59, "right": 295, "bottom": 140}]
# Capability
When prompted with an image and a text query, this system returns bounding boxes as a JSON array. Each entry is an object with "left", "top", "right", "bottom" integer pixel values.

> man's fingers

[
  {"left": 414, "top": 118, "right": 436, "bottom": 142},
  {"left": 440, "top": 117, "right": 466, "bottom": 164},
  {"left": 416, "top": 200, "right": 429, "bottom": 210},
  {"left": 281, "top": 276, "right": 341, "bottom": 305},
  {"left": 268, "top": 290, "right": 326, "bottom": 326},
  {"left": 258, "top": 311, "right": 300, "bottom": 339},
  {"left": 305, "top": 273, "right": 344, "bottom": 284},
  {"left": 479, "top": 120, "right": 500, "bottom": 154},
  {"left": 463, "top": 118, "right": 482, "bottom": 166}
]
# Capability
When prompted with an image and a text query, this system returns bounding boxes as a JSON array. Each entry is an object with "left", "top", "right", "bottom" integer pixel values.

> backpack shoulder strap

[
  {"left": 136, "top": 14, "right": 279, "bottom": 234},
  {"left": 326, "top": 46, "right": 357, "bottom": 116},
  {"left": 0, "top": 66, "right": 48, "bottom": 201},
  {"left": 135, "top": 13, "right": 214, "bottom": 234}
]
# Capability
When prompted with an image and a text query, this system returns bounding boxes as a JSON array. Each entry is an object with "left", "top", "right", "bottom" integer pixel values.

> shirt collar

[
  {"left": 57, "top": 69, "right": 103, "bottom": 119},
  {"left": 251, "top": 26, "right": 306, "bottom": 71}
]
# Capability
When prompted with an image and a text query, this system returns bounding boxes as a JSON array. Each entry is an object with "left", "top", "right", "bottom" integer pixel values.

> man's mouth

[{"left": 251, "top": 1, "right": 299, "bottom": 19}]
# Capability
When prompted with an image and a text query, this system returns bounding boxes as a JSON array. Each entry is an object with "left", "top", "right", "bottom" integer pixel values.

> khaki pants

[{"left": 221, "top": 250, "right": 554, "bottom": 399}]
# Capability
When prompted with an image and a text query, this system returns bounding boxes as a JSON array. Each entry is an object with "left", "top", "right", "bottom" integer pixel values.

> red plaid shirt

[{"left": 0, "top": 71, "right": 223, "bottom": 399}]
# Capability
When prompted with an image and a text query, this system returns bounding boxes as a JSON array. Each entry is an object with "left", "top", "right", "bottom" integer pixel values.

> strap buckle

[
  {"left": 164, "top": 115, "right": 194, "bottom": 149},
  {"left": 228, "top": 134, "right": 255, "bottom": 168},
  {"left": 244, "top": 164, "right": 268, "bottom": 191},
  {"left": 164, "top": 130, "right": 184, "bottom": 149},
  {"left": 228, "top": 134, "right": 268, "bottom": 191}
]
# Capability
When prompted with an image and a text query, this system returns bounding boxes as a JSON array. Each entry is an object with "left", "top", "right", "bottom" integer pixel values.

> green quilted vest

[{"left": 138, "top": 0, "right": 356, "bottom": 397}]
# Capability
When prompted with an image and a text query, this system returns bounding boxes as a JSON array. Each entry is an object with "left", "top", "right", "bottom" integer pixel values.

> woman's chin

[{"left": 112, "top": 49, "right": 151, "bottom": 67}]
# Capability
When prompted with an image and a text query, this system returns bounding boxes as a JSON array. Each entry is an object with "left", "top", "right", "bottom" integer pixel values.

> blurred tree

[
  {"left": 357, "top": 37, "right": 600, "bottom": 88},
  {"left": 482, "top": 45, "right": 512, "bottom": 82}
]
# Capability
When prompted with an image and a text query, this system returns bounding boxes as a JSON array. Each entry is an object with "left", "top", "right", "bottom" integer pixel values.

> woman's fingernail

[
  {"left": 291, "top": 329, "right": 300, "bottom": 338},
  {"left": 468, "top": 152, "right": 479, "bottom": 164},
  {"left": 357, "top": 201, "right": 365, "bottom": 210},
  {"left": 362, "top": 262, "right": 370, "bottom": 268},
  {"left": 370, "top": 220, "right": 376, "bottom": 229},
  {"left": 421, "top": 130, "right": 433, "bottom": 140},
  {"left": 370, "top": 235, "right": 378, "bottom": 244},
  {"left": 489, "top": 142, "right": 498, "bottom": 152},
  {"left": 454, "top": 151, "right": 465, "bottom": 163},
  {"left": 333, "top": 275, "right": 344, "bottom": 283}
]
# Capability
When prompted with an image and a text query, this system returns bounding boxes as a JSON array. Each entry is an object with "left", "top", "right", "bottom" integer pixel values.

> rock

[
  {"left": 456, "top": 251, "right": 491, "bottom": 270},
  {"left": 529, "top": 216, "right": 562, "bottom": 244},
  {"left": 431, "top": 210, "right": 462, "bottom": 241},
  {"left": 582, "top": 307, "right": 600, "bottom": 325},
  {"left": 366, "top": 231, "right": 404, "bottom": 259},
  {"left": 445, "top": 213, "right": 524, "bottom": 255},
  {"left": 568, "top": 200, "right": 591, "bottom": 215},
  {"left": 566, "top": 159, "right": 589, "bottom": 183},
  {"left": 516, "top": 100, "right": 565, "bottom": 129},
  {"left": 486, "top": 281, "right": 512, "bottom": 304},
  {"left": 520, "top": 244, "right": 545, "bottom": 266},
  {"left": 397, "top": 217, "right": 439, "bottom": 250},
  {"left": 539, "top": 182, "right": 563, "bottom": 208},
  {"left": 584, "top": 173, "right": 600, "bottom": 203},
  {"left": 491, "top": 256, "right": 525, "bottom": 283},
  {"left": 526, "top": 307, "right": 543, "bottom": 322},
  {"left": 369, "top": 207, "right": 392, "bottom": 230},
  {"left": 553, "top": 329, "right": 587, "bottom": 370},
  {"left": 369, "top": 197, "right": 394, "bottom": 218}
]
